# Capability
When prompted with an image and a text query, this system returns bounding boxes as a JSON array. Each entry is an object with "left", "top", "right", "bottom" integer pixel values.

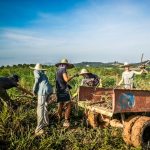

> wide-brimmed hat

[
  {"left": 29, "top": 63, "right": 47, "bottom": 70},
  {"left": 121, "top": 62, "right": 132, "bottom": 68},
  {"left": 55, "top": 58, "right": 74, "bottom": 69},
  {"left": 79, "top": 68, "right": 90, "bottom": 75}
]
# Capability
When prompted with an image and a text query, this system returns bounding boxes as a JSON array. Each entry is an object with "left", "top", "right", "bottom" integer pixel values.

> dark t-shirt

[
  {"left": 82, "top": 73, "right": 100, "bottom": 87},
  {"left": 56, "top": 67, "right": 68, "bottom": 91},
  {"left": 0, "top": 77, "right": 18, "bottom": 89},
  {"left": 85, "top": 73, "right": 97, "bottom": 79}
]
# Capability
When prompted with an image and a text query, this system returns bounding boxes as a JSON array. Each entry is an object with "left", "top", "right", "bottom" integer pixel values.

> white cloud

[{"left": 1, "top": 28, "right": 67, "bottom": 47}]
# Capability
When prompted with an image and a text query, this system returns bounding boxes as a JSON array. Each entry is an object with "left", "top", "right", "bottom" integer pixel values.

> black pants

[{"left": 0, "top": 88, "right": 12, "bottom": 106}]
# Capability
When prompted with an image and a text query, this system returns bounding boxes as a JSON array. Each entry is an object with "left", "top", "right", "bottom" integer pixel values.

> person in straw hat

[
  {"left": 72, "top": 68, "right": 102, "bottom": 98},
  {"left": 118, "top": 62, "right": 144, "bottom": 89},
  {"left": 79, "top": 68, "right": 101, "bottom": 87},
  {"left": 30, "top": 63, "right": 53, "bottom": 136},
  {"left": 55, "top": 58, "right": 78, "bottom": 128},
  {"left": 76, "top": 69, "right": 101, "bottom": 128}
]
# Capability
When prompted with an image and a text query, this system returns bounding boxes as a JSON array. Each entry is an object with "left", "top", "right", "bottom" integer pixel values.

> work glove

[
  {"left": 99, "top": 83, "right": 102, "bottom": 88},
  {"left": 139, "top": 64, "right": 146, "bottom": 69}
]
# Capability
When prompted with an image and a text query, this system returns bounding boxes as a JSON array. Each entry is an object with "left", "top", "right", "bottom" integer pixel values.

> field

[{"left": 0, "top": 65, "right": 150, "bottom": 150}]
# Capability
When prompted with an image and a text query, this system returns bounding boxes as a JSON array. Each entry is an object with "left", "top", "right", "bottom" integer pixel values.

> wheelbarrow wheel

[
  {"left": 131, "top": 116, "right": 150, "bottom": 147},
  {"left": 123, "top": 115, "right": 140, "bottom": 145}
]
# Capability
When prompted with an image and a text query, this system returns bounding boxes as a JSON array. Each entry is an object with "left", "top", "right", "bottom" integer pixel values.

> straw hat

[
  {"left": 55, "top": 58, "right": 74, "bottom": 69},
  {"left": 29, "top": 63, "right": 47, "bottom": 70},
  {"left": 79, "top": 68, "right": 90, "bottom": 75}
]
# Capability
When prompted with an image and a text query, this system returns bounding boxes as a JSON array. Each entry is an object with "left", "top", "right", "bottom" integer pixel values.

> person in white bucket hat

[
  {"left": 30, "top": 63, "right": 53, "bottom": 136},
  {"left": 118, "top": 62, "right": 144, "bottom": 89}
]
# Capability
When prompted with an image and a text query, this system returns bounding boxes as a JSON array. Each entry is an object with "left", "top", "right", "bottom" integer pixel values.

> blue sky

[{"left": 0, "top": 0, "right": 150, "bottom": 65}]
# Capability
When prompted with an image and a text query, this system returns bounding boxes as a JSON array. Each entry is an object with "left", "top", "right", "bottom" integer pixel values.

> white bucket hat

[
  {"left": 120, "top": 62, "right": 132, "bottom": 68},
  {"left": 79, "top": 68, "right": 90, "bottom": 75},
  {"left": 29, "top": 63, "right": 47, "bottom": 70},
  {"left": 55, "top": 58, "right": 74, "bottom": 69},
  {"left": 123, "top": 62, "right": 131, "bottom": 67}
]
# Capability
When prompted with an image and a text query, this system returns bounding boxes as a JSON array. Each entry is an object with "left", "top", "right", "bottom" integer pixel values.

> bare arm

[
  {"left": 118, "top": 76, "right": 123, "bottom": 86},
  {"left": 99, "top": 79, "right": 102, "bottom": 87},
  {"left": 133, "top": 69, "right": 144, "bottom": 75},
  {"left": 63, "top": 73, "right": 75, "bottom": 83}
]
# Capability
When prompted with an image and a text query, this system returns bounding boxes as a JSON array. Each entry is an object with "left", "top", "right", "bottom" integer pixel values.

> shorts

[{"left": 56, "top": 89, "right": 71, "bottom": 103}]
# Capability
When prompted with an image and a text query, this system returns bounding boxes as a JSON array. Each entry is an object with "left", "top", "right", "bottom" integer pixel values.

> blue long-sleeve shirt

[{"left": 33, "top": 70, "right": 52, "bottom": 96}]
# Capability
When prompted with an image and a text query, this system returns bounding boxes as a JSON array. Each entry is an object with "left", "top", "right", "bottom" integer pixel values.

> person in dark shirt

[
  {"left": 0, "top": 74, "right": 19, "bottom": 106},
  {"left": 79, "top": 68, "right": 101, "bottom": 128},
  {"left": 0, "top": 74, "right": 33, "bottom": 108},
  {"left": 55, "top": 58, "right": 78, "bottom": 127},
  {"left": 79, "top": 68, "right": 101, "bottom": 87},
  {"left": 72, "top": 68, "right": 102, "bottom": 98}
]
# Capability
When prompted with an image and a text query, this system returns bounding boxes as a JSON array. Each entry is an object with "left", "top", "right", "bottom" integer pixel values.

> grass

[{"left": 0, "top": 99, "right": 142, "bottom": 150}]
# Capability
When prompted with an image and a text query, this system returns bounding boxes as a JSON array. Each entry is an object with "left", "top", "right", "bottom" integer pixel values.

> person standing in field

[
  {"left": 55, "top": 58, "right": 78, "bottom": 128},
  {"left": 30, "top": 63, "right": 53, "bottom": 136},
  {"left": 118, "top": 62, "right": 144, "bottom": 89}
]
